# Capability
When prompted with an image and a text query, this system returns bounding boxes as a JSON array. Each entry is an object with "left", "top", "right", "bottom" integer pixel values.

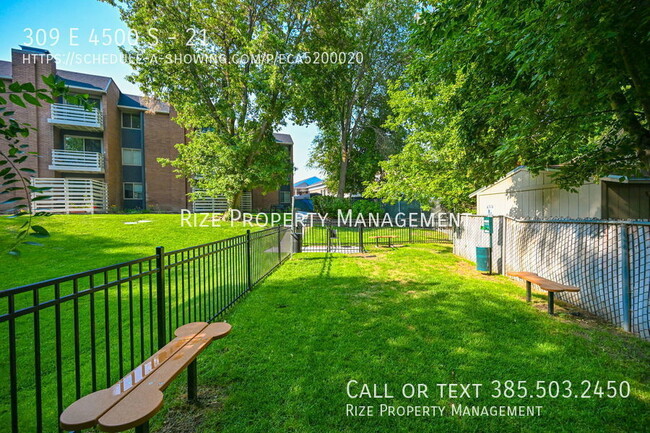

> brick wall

[
  {"left": 104, "top": 81, "right": 122, "bottom": 208},
  {"left": 143, "top": 108, "right": 188, "bottom": 211},
  {"left": 252, "top": 188, "right": 280, "bottom": 211},
  {"left": 0, "top": 50, "right": 56, "bottom": 212}
]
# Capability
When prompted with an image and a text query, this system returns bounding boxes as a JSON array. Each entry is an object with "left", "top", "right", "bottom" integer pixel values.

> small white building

[{"left": 470, "top": 166, "right": 650, "bottom": 220}]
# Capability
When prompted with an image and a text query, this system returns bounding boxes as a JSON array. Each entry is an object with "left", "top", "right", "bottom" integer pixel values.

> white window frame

[
  {"left": 123, "top": 182, "right": 144, "bottom": 200},
  {"left": 121, "top": 112, "right": 142, "bottom": 130},
  {"left": 122, "top": 148, "right": 143, "bottom": 166},
  {"left": 63, "top": 134, "right": 103, "bottom": 153}
]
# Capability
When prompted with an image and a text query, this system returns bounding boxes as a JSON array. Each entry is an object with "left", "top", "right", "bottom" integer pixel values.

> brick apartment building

[{"left": 0, "top": 46, "right": 293, "bottom": 213}]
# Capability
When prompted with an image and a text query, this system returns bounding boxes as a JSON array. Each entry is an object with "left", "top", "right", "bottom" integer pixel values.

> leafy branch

[{"left": 1, "top": 75, "right": 89, "bottom": 256}]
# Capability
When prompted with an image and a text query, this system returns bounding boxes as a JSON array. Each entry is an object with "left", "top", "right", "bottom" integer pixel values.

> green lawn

[
  {"left": 0, "top": 214, "right": 254, "bottom": 290},
  {"left": 154, "top": 244, "right": 650, "bottom": 433},
  {"left": 0, "top": 214, "right": 271, "bottom": 432}
]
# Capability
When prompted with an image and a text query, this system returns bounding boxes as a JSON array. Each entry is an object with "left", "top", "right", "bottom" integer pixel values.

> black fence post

[
  {"left": 359, "top": 226, "right": 364, "bottom": 252},
  {"left": 293, "top": 229, "right": 302, "bottom": 253},
  {"left": 246, "top": 230, "right": 252, "bottom": 290},
  {"left": 187, "top": 360, "right": 197, "bottom": 402},
  {"left": 277, "top": 226, "right": 282, "bottom": 264},
  {"left": 409, "top": 226, "right": 413, "bottom": 243},
  {"left": 155, "top": 246, "right": 166, "bottom": 349}
]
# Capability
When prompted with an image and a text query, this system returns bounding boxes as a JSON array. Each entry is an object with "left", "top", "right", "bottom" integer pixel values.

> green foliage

[
  {"left": 312, "top": 195, "right": 383, "bottom": 217},
  {"left": 351, "top": 198, "right": 383, "bottom": 216},
  {"left": 312, "top": 195, "right": 352, "bottom": 216},
  {"left": 109, "top": 0, "right": 307, "bottom": 214},
  {"left": 294, "top": 0, "right": 413, "bottom": 196},
  {"left": 370, "top": 0, "right": 650, "bottom": 211},
  {"left": 0, "top": 75, "right": 85, "bottom": 255}
]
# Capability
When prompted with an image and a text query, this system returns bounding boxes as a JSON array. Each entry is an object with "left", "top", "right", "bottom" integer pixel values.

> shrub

[
  {"left": 312, "top": 196, "right": 383, "bottom": 217},
  {"left": 352, "top": 199, "right": 384, "bottom": 216}
]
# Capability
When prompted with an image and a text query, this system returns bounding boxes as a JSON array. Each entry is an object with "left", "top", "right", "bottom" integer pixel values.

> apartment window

[
  {"left": 280, "top": 190, "right": 291, "bottom": 204},
  {"left": 122, "top": 112, "right": 141, "bottom": 129},
  {"left": 122, "top": 148, "right": 143, "bottom": 166},
  {"left": 123, "top": 182, "right": 144, "bottom": 199},
  {"left": 64, "top": 136, "right": 102, "bottom": 153}
]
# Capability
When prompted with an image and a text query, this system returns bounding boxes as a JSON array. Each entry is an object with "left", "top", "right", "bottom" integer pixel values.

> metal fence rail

[
  {"left": 453, "top": 215, "right": 650, "bottom": 340},
  {"left": 0, "top": 226, "right": 291, "bottom": 433},
  {"left": 300, "top": 218, "right": 452, "bottom": 253}
]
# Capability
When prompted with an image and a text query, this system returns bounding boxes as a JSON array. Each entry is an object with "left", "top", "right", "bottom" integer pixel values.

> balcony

[
  {"left": 31, "top": 178, "right": 108, "bottom": 214},
  {"left": 48, "top": 103, "right": 104, "bottom": 131},
  {"left": 48, "top": 149, "right": 105, "bottom": 173},
  {"left": 192, "top": 190, "right": 252, "bottom": 213}
]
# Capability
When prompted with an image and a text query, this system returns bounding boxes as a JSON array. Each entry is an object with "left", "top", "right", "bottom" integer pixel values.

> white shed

[{"left": 470, "top": 166, "right": 650, "bottom": 220}]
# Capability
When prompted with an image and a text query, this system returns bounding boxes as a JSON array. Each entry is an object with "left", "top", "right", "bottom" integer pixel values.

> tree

[
  {"left": 293, "top": 0, "right": 414, "bottom": 197},
  {"left": 365, "top": 74, "right": 479, "bottom": 212},
  {"left": 308, "top": 114, "right": 405, "bottom": 194},
  {"left": 1, "top": 76, "right": 84, "bottom": 255},
  {"left": 107, "top": 0, "right": 316, "bottom": 215},
  {"left": 370, "top": 0, "right": 650, "bottom": 209}
]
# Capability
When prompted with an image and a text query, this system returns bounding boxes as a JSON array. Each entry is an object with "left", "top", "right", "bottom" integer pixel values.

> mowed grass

[
  {"left": 155, "top": 244, "right": 650, "bottom": 433},
  {"left": 0, "top": 213, "right": 255, "bottom": 290},
  {"left": 0, "top": 214, "right": 274, "bottom": 432}
]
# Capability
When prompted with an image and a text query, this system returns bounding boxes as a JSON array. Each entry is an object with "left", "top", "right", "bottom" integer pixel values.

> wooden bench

[
  {"left": 508, "top": 272, "right": 580, "bottom": 315},
  {"left": 60, "top": 321, "right": 231, "bottom": 433},
  {"left": 370, "top": 235, "right": 398, "bottom": 247}
]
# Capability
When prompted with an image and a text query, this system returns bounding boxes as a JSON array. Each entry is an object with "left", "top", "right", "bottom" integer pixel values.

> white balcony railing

[
  {"left": 48, "top": 149, "right": 105, "bottom": 173},
  {"left": 48, "top": 103, "right": 104, "bottom": 131},
  {"left": 192, "top": 190, "right": 252, "bottom": 213},
  {"left": 31, "top": 178, "right": 108, "bottom": 214}
]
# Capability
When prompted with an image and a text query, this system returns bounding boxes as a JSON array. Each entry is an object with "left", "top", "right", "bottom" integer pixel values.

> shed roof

[{"left": 470, "top": 166, "right": 650, "bottom": 197}]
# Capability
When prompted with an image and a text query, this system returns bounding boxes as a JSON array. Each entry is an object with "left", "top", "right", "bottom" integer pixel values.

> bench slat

[
  {"left": 98, "top": 322, "right": 230, "bottom": 431},
  {"left": 60, "top": 322, "right": 230, "bottom": 431},
  {"left": 507, "top": 272, "right": 580, "bottom": 292}
]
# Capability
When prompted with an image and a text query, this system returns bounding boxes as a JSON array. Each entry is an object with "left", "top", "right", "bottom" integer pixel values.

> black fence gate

[{"left": 299, "top": 218, "right": 452, "bottom": 253}]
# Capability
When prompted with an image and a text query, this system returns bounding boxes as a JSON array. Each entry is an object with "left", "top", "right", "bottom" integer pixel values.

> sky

[{"left": 0, "top": 0, "right": 322, "bottom": 184}]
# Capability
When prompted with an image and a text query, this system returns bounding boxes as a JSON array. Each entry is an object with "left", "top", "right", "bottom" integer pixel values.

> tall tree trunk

[
  {"left": 338, "top": 130, "right": 349, "bottom": 198},
  {"left": 223, "top": 191, "right": 242, "bottom": 221},
  {"left": 338, "top": 151, "right": 349, "bottom": 198}
]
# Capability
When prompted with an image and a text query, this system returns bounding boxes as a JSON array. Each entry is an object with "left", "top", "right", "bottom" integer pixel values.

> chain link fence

[{"left": 453, "top": 215, "right": 649, "bottom": 340}]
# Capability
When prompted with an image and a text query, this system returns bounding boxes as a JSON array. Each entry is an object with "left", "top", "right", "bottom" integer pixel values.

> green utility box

[{"left": 476, "top": 247, "right": 492, "bottom": 273}]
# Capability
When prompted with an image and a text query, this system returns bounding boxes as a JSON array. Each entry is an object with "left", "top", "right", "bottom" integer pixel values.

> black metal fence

[
  {"left": 300, "top": 218, "right": 452, "bottom": 252},
  {"left": 0, "top": 226, "right": 292, "bottom": 433}
]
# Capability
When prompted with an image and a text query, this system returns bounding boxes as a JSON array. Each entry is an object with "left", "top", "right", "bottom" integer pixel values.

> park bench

[
  {"left": 60, "top": 321, "right": 231, "bottom": 433},
  {"left": 370, "top": 235, "right": 398, "bottom": 247},
  {"left": 507, "top": 272, "right": 580, "bottom": 315}
]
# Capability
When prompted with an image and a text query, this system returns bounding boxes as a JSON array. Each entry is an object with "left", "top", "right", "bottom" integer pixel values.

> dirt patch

[
  {"left": 350, "top": 254, "right": 377, "bottom": 259},
  {"left": 453, "top": 260, "right": 502, "bottom": 281},
  {"left": 157, "top": 385, "right": 226, "bottom": 433}
]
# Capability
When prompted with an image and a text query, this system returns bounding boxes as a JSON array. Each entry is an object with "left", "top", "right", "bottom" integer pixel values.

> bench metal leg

[
  {"left": 136, "top": 421, "right": 150, "bottom": 433},
  {"left": 526, "top": 281, "right": 532, "bottom": 303},
  {"left": 188, "top": 359, "right": 198, "bottom": 402},
  {"left": 548, "top": 292, "right": 554, "bottom": 315}
]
